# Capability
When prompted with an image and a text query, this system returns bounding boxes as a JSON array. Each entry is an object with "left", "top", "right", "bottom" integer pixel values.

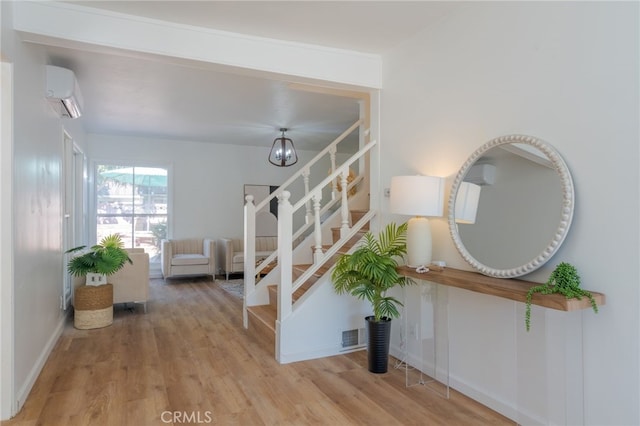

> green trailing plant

[
  {"left": 331, "top": 222, "right": 415, "bottom": 322},
  {"left": 525, "top": 262, "right": 598, "bottom": 331},
  {"left": 66, "top": 234, "right": 132, "bottom": 277}
]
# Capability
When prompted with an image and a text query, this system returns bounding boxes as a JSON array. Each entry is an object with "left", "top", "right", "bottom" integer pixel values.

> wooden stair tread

[
  {"left": 247, "top": 304, "right": 276, "bottom": 333},
  {"left": 267, "top": 282, "right": 313, "bottom": 303}
]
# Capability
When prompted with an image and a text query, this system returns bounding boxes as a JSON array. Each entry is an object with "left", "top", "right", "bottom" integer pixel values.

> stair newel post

[
  {"left": 277, "top": 191, "right": 293, "bottom": 321},
  {"left": 329, "top": 146, "right": 337, "bottom": 200},
  {"left": 302, "top": 168, "right": 312, "bottom": 225},
  {"left": 340, "top": 169, "right": 350, "bottom": 238},
  {"left": 312, "top": 191, "right": 324, "bottom": 263},
  {"left": 243, "top": 195, "right": 256, "bottom": 329}
]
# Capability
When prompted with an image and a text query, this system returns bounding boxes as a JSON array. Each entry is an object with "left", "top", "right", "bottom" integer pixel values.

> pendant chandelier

[{"left": 269, "top": 128, "right": 298, "bottom": 167}]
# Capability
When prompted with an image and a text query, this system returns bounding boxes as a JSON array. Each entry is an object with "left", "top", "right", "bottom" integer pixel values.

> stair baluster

[
  {"left": 312, "top": 191, "right": 323, "bottom": 264},
  {"left": 340, "top": 170, "right": 350, "bottom": 238},
  {"left": 243, "top": 195, "right": 257, "bottom": 328}
]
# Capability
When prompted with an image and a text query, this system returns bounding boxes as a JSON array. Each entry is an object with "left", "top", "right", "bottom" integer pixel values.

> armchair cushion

[{"left": 172, "top": 254, "right": 210, "bottom": 266}]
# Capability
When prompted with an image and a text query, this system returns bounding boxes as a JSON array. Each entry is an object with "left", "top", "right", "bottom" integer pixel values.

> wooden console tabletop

[{"left": 398, "top": 266, "right": 606, "bottom": 311}]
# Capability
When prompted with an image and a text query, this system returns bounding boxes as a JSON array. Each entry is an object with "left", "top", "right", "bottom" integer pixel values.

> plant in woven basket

[
  {"left": 66, "top": 234, "right": 132, "bottom": 282},
  {"left": 525, "top": 262, "right": 598, "bottom": 331}
]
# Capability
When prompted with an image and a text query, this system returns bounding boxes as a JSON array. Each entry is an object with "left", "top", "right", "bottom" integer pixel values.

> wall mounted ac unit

[
  {"left": 46, "top": 65, "right": 83, "bottom": 119},
  {"left": 464, "top": 163, "right": 496, "bottom": 186}
]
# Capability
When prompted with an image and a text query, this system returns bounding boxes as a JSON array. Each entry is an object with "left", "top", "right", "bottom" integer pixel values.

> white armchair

[
  {"left": 111, "top": 248, "right": 150, "bottom": 311},
  {"left": 220, "top": 236, "right": 277, "bottom": 280},
  {"left": 73, "top": 248, "right": 150, "bottom": 312},
  {"left": 161, "top": 238, "right": 215, "bottom": 279}
]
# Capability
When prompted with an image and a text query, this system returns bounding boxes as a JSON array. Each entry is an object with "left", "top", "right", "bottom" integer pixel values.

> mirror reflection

[{"left": 448, "top": 136, "right": 574, "bottom": 278}]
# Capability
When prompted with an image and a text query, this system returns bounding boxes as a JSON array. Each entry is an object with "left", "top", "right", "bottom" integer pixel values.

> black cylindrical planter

[{"left": 366, "top": 316, "right": 391, "bottom": 374}]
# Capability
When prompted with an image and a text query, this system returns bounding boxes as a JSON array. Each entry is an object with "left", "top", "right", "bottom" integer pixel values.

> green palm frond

[
  {"left": 331, "top": 222, "right": 415, "bottom": 322},
  {"left": 99, "top": 233, "right": 126, "bottom": 250},
  {"left": 66, "top": 234, "right": 132, "bottom": 277}
]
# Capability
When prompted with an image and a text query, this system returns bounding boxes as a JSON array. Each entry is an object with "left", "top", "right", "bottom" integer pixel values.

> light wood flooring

[{"left": 2, "top": 276, "right": 514, "bottom": 426}]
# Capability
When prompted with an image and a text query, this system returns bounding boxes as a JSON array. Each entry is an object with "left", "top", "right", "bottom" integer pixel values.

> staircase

[
  {"left": 242, "top": 119, "right": 379, "bottom": 363},
  {"left": 246, "top": 210, "right": 370, "bottom": 335}
]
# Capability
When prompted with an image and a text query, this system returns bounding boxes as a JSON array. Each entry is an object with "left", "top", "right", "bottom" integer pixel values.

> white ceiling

[{"left": 40, "top": 1, "right": 455, "bottom": 151}]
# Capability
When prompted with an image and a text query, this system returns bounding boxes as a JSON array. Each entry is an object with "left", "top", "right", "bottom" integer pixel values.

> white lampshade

[
  {"left": 390, "top": 176, "right": 444, "bottom": 217},
  {"left": 455, "top": 182, "right": 481, "bottom": 224},
  {"left": 390, "top": 175, "right": 445, "bottom": 267}
]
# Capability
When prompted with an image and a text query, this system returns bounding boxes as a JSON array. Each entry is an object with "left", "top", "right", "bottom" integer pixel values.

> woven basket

[
  {"left": 74, "top": 306, "right": 113, "bottom": 329},
  {"left": 74, "top": 284, "right": 113, "bottom": 329},
  {"left": 75, "top": 284, "right": 113, "bottom": 310}
]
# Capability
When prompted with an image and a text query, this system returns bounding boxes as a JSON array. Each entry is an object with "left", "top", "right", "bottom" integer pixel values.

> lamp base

[{"left": 406, "top": 216, "right": 432, "bottom": 267}]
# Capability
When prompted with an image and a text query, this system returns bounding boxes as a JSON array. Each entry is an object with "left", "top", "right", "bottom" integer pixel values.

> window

[{"left": 96, "top": 165, "right": 168, "bottom": 262}]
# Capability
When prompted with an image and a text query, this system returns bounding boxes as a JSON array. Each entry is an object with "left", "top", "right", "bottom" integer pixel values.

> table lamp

[
  {"left": 390, "top": 175, "right": 444, "bottom": 267},
  {"left": 454, "top": 182, "right": 481, "bottom": 224}
]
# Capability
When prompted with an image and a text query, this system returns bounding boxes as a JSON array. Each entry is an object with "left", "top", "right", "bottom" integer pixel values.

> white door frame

[
  {"left": 1, "top": 60, "right": 16, "bottom": 420},
  {"left": 62, "top": 132, "right": 85, "bottom": 310}
]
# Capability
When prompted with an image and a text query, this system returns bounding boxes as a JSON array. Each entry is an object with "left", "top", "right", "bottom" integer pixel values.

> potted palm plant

[
  {"left": 331, "top": 222, "right": 415, "bottom": 373},
  {"left": 66, "top": 234, "right": 132, "bottom": 285}
]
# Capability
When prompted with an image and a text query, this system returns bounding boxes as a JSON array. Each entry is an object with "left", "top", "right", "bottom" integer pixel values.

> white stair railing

[
  {"left": 275, "top": 139, "right": 377, "bottom": 322},
  {"left": 243, "top": 119, "right": 365, "bottom": 326}
]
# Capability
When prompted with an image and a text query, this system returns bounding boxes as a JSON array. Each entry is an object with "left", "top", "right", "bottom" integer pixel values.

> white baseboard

[
  {"left": 278, "top": 344, "right": 364, "bottom": 364},
  {"left": 447, "top": 372, "right": 518, "bottom": 422},
  {"left": 15, "top": 315, "right": 66, "bottom": 413}
]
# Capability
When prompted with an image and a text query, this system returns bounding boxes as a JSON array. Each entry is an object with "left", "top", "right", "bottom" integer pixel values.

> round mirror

[{"left": 448, "top": 135, "right": 574, "bottom": 278}]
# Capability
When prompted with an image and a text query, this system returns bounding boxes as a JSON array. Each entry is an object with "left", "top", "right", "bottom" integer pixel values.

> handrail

[{"left": 255, "top": 119, "right": 363, "bottom": 212}]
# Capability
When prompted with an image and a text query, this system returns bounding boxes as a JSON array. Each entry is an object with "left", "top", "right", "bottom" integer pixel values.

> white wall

[
  {"left": 0, "top": 1, "right": 16, "bottom": 418},
  {"left": 381, "top": 2, "right": 638, "bottom": 425},
  {"left": 5, "top": 34, "right": 88, "bottom": 418}
]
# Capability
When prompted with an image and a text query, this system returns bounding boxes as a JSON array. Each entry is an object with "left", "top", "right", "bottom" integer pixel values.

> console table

[
  {"left": 398, "top": 266, "right": 605, "bottom": 311},
  {"left": 396, "top": 266, "right": 606, "bottom": 424}
]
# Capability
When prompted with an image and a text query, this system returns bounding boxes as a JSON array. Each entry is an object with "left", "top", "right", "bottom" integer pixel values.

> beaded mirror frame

[{"left": 448, "top": 134, "right": 575, "bottom": 278}]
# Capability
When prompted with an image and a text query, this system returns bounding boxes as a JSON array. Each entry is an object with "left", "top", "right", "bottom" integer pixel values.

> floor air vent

[{"left": 342, "top": 328, "right": 366, "bottom": 348}]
